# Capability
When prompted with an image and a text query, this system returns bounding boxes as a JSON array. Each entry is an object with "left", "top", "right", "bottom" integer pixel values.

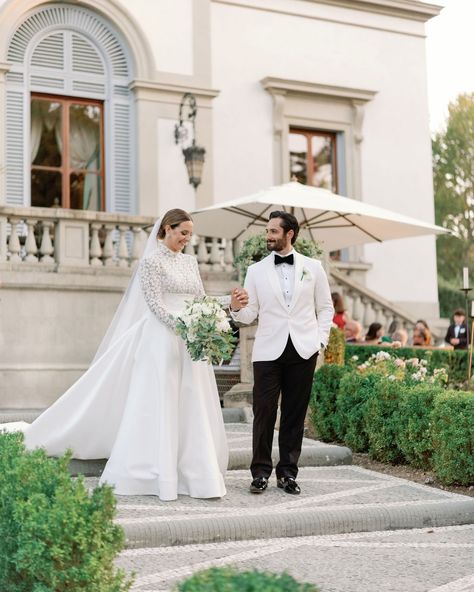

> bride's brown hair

[{"left": 157, "top": 209, "right": 193, "bottom": 239}]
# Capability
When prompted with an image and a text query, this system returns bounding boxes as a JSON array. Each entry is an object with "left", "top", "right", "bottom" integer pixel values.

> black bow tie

[{"left": 274, "top": 254, "right": 294, "bottom": 266}]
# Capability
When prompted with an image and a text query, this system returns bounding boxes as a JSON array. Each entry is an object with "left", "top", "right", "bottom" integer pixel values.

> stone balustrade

[
  {"left": 0, "top": 206, "right": 238, "bottom": 273},
  {"left": 0, "top": 206, "right": 156, "bottom": 269},
  {"left": 329, "top": 267, "right": 441, "bottom": 341}
]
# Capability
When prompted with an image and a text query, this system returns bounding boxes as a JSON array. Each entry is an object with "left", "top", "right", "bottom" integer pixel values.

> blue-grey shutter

[
  {"left": 5, "top": 90, "right": 25, "bottom": 206},
  {"left": 5, "top": 5, "right": 133, "bottom": 213}
]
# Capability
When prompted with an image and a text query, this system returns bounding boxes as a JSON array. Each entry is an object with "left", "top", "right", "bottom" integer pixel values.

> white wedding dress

[{"left": 12, "top": 240, "right": 228, "bottom": 501}]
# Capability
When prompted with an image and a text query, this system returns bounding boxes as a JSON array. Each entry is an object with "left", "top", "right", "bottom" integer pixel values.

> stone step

[
  {"left": 68, "top": 424, "right": 351, "bottom": 476},
  {"left": 0, "top": 417, "right": 352, "bottom": 476},
  {"left": 0, "top": 406, "right": 249, "bottom": 426},
  {"left": 86, "top": 466, "right": 474, "bottom": 550}
]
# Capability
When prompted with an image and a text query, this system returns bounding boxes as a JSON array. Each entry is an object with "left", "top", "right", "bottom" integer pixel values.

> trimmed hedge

[
  {"left": 431, "top": 390, "right": 474, "bottom": 485},
  {"left": 310, "top": 367, "right": 474, "bottom": 485},
  {"left": 334, "top": 372, "right": 380, "bottom": 452},
  {"left": 396, "top": 384, "right": 444, "bottom": 468},
  {"left": 364, "top": 378, "right": 405, "bottom": 464},
  {"left": 0, "top": 432, "right": 132, "bottom": 591},
  {"left": 176, "top": 567, "right": 319, "bottom": 591},
  {"left": 345, "top": 344, "right": 469, "bottom": 385},
  {"left": 309, "top": 364, "right": 349, "bottom": 441}
]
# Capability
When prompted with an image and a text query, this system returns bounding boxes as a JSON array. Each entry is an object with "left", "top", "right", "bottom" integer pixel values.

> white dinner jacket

[{"left": 232, "top": 252, "right": 334, "bottom": 362}]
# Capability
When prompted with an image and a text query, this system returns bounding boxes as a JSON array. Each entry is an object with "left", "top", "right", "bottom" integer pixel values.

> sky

[{"left": 425, "top": 0, "right": 474, "bottom": 133}]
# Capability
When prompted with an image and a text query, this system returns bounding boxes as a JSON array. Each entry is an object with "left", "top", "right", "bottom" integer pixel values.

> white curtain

[{"left": 70, "top": 115, "right": 99, "bottom": 210}]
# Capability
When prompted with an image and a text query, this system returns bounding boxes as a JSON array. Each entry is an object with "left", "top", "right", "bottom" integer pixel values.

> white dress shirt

[{"left": 273, "top": 250, "right": 296, "bottom": 309}]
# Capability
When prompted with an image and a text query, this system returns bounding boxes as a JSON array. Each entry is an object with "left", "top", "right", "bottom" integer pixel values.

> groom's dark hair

[{"left": 269, "top": 211, "right": 299, "bottom": 244}]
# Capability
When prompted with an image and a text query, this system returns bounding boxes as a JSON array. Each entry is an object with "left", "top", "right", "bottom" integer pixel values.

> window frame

[
  {"left": 30, "top": 92, "right": 106, "bottom": 211},
  {"left": 289, "top": 127, "right": 339, "bottom": 193}
]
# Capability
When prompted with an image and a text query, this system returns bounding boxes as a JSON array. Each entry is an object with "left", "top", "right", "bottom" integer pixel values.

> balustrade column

[
  {"left": 117, "top": 225, "right": 130, "bottom": 268},
  {"left": 39, "top": 221, "right": 54, "bottom": 264},
  {"left": 8, "top": 218, "right": 22, "bottom": 263},
  {"left": 197, "top": 237, "right": 210, "bottom": 271},
  {"left": 90, "top": 223, "right": 103, "bottom": 267},
  {"left": 210, "top": 238, "right": 222, "bottom": 271},
  {"left": 130, "top": 227, "right": 143, "bottom": 267},
  {"left": 0, "top": 216, "right": 7, "bottom": 263},
  {"left": 223, "top": 240, "right": 234, "bottom": 272},
  {"left": 102, "top": 224, "right": 116, "bottom": 266},
  {"left": 351, "top": 293, "right": 363, "bottom": 323},
  {"left": 362, "top": 297, "right": 376, "bottom": 328},
  {"left": 24, "top": 219, "right": 39, "bottom": 263},
  {"left": 343, "top": 289, "right": 354, "bottom": 320}
]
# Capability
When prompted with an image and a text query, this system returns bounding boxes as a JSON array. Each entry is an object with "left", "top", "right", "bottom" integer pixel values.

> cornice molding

[
  {"left": 130, "top": 80, "right": 220, "bottom": 103},
  {"left": 261, "top": 77, "right": 377, "bottom": 103},
  {"left": 306, "top": 0, "right": 442, "bottom": 22},
  {"left": 213, "top": 0, "right": 442, "bottom": 23}
]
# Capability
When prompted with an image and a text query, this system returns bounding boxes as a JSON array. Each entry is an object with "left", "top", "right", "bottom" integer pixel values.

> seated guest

[
  {"left": 365, "top": 322, "right": 383, "bottom": 345},
  {"left": 381, "top": 320, "right": 399, "bottom": 343},
  {"left": 445, "top": 308, "right": 469, "bottom": 350},
  {"left": 344, "top": 320, "right": 363, "bottom": 343},
  {"left": 391, "top": 328, "right": 408, "bottom": 348},
  {"left": 415, "top": 319, "right": 432, "bottom": 346},
  {"left": 331, "top": 292, "right": 347, "bottom": 330},
  {"left": 412, "top": 327, "right": 429, "bottom": 347}
]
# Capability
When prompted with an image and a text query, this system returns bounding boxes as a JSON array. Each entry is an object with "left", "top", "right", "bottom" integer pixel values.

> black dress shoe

[
  {"left": 249, "top": 476, "right": 268, "bottom": 494},
  {"left": 277, "top": 476, "right": 301, "bottom": 495}
]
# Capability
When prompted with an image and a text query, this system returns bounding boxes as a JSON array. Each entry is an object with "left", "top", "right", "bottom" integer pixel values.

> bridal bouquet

[{"left": 176, "top": 296, "right": 237, "bottom": 365}]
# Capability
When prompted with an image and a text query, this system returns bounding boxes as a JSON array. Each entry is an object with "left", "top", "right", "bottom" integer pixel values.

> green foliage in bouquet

[
  {"left": 0, "top": 431, "right": 132, "bottom": 592},
  {"left": 175, "top": 566, "right": 319, "bottom": 591},
  {"left": 234, "top": 232, "right": 323, "bottom": 282},
  {"left": 176, "top": 296, "right": 237, "bottom": 365}
]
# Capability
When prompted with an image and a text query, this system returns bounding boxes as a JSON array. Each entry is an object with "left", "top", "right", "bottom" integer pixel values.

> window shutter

[
  {"left": 5, "top": 91, "right": 24, "bottom": 206},
  {"left": 5, "top": 5, "right": 134, "bottom": 213},
  {"left": 31, "top": 32, "right": 64, "bottom": 69},
  {"left": 113, "top": 102, "right": 132, "bottom": 213}
]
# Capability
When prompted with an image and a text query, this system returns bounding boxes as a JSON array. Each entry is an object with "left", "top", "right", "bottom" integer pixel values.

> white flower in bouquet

[{"left": 176, "top": 296, "right": 237, "bottom": 365}]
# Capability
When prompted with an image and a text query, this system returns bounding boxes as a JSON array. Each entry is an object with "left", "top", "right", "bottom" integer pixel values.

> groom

[{"left": 231, "top": 211, "right": 334, "bottom": 495}]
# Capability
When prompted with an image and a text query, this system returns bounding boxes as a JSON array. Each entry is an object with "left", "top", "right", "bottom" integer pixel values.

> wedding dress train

[{"left": 5, "top": 240, "right": 229, "bottom": 501}]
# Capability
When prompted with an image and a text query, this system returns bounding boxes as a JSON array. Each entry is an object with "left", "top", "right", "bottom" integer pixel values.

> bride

[{"left": 6, "top": 209, "right": 247, "bottom": 501}]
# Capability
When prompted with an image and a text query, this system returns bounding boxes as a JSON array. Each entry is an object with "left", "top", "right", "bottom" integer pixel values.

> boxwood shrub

[
  {"left": 396, "top": 384, "right": 444, "bottom": 468},
  {"left": 0, "top": 431, "right": 132, "bottom": 592},
  {"left": 176, "top": 567, "right": 319, "bottom": 591},
  {"left": 431, "top": 390, "right": 474, "bottom": 485},
  {"left": 310, "top": 364, "right": 350, "bottom": 442},
  {"left": 364, "top": 377, "right": 405, "bottom": 464},
  {"left": 334, "top": 372, "right": 381, "bottom": 452}
]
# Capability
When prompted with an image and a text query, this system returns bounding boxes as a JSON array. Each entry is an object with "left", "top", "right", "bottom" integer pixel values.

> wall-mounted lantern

[{"left": 174, "top": 93, "right": 206, "bottom": 189}]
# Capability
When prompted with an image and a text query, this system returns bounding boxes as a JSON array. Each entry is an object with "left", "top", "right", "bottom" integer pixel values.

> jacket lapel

[
  {"left": 265, "top": 255, "right": 287, "bottom": 310},
  {"left": 289, "top": 252, "right": 304, "bottom": 312}
]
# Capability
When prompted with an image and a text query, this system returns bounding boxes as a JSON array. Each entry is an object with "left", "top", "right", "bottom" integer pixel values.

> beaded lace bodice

[{"left": 139, "top": 241, "right": 205, "bottom": 330}]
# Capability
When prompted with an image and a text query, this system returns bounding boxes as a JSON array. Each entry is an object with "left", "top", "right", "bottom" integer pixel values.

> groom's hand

[{"left": 230, "top": 288, "right": 248, "bottom": 311}]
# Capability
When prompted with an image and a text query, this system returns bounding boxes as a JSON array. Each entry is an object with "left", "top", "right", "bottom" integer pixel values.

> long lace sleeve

[
  {"left": 139, "top": 256, "right": 177, "bottom": 330},
  {"left": 191, "top": 257, "right": 231, "bottom": 308}
]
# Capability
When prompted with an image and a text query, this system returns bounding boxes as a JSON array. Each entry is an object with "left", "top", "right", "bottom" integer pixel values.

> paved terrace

[
  {"left": 3, "top": 409, "right": 473, "bottom": 591},
  {"left": 86, "top": 420, "right": 474, "bottom": 592}
]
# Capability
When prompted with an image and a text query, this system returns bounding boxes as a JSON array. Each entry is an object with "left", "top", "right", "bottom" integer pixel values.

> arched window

[{"left": 5, "top": 4, "right": 134, "bottom": 213}]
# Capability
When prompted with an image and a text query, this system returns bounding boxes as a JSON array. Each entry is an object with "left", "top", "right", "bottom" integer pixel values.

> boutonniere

[{"left": 300, "top": 267, "right": 311, "bottom": 282}]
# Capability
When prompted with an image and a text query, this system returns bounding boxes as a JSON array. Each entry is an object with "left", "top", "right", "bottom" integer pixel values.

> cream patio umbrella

[{"left": 191, "top": 181, "right": 448, "bottom": 252}]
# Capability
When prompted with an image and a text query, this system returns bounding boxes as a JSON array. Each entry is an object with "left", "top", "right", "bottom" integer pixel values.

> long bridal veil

[
  {"left": 92, "top": 218, "right": 161, "bottom": 363},
  {"left": 8, "top": 219, "right": 163, "bottom": 457}
]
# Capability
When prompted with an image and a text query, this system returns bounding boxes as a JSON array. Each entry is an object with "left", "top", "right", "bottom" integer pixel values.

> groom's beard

[{"left": 266, "top": 237, "right": 287, "bottom": 252}]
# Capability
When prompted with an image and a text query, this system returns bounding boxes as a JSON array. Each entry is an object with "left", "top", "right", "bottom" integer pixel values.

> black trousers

[{"left": 251, "top": 336, "right": 318, "bottom": 479}]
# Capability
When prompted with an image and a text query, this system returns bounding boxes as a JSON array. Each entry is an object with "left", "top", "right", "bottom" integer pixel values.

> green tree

[{"left": 433, "top": 93, "right": 474, "bottom": 285}]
